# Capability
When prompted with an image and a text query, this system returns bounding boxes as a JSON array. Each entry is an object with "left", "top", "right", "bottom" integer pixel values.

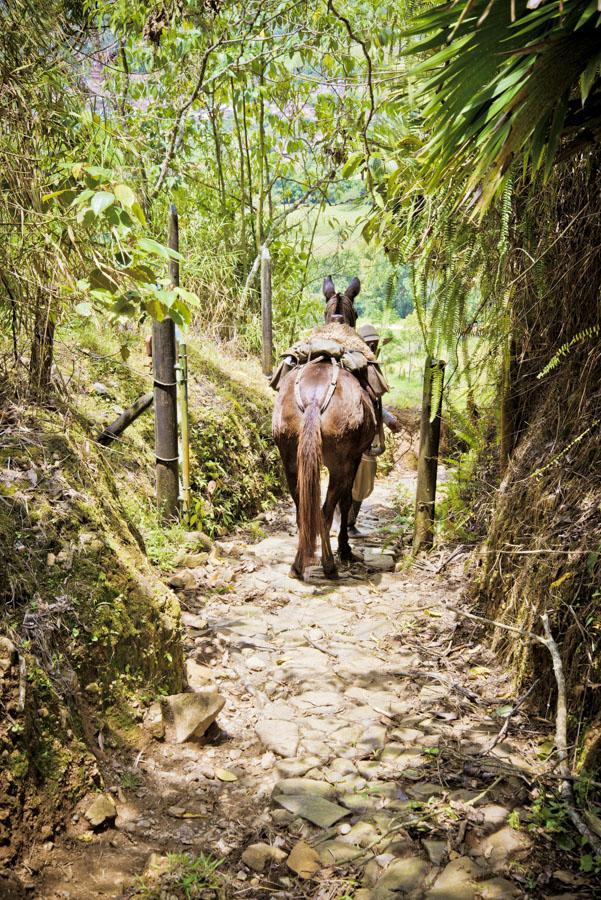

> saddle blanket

[{"left": 269, "top": 323, "right": 389, "bottom": 398}]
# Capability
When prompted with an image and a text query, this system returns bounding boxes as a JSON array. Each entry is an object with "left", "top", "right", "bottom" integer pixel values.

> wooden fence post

[
  {"left": 153, "top": 204, "right": 180, "bottom": 523},
  {"left": 178, "top": 335, "right": 191, "bottom": 521},
  {"left": 261, "top": 243, "right": 273, "bottom": 375},
  {"left": 413, "top": 356, "right": 445, "bottom": 553}
]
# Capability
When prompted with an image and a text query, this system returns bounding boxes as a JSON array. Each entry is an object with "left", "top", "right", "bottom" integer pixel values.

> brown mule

[{"left": 273, "top": 276, "right": 376, "bottom": 580}]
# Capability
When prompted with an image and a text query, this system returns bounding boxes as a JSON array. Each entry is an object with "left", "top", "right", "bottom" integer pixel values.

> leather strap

[{"left": 294, "top": 358, "right": 339, "bottom": 415}]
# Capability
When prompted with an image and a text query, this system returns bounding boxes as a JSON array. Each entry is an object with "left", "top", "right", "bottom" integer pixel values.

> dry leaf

[{"left": 215, "top": 768, "right": 238, "bottom": 782}]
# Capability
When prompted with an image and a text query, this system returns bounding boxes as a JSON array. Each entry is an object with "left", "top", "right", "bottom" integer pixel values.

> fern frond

[{"left": 538, "top": 325, "right": 600, "bottom": 379}]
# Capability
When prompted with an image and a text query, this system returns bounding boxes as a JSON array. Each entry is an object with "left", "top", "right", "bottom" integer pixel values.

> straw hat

[{"left": 358, "top": 324, "right": 391, "bottom": 345}]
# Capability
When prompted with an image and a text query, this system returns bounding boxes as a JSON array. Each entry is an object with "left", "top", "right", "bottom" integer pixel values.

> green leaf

[
  {"left": 70, "top": 189, "right": 94, "bottom": 208},
  {"left": 145, "top": 298, "right": 165, "bottom": 320},
  {"left": 85, "top": 165, "right": 113, "bottom": 180},
  {"left": 174, "top": 287, "right": 200, "bottom": 306},
  {"left": 113, "top": 184, "right": 137, "bottom": 208},
  {"left": 137, "top": 237, "right": 182, "bottom": 260},
  {"left": 75, "top": 302, "right": 93, "bottom": 317},
  {"left": 130, "top": 201, "right": 147, "bottom": 226},
  {"left": 42, "top": 188, "right": 69, "bottom": 202},
  {"left": 89, "top": 267, "right": 119, "bottom": 292},
  {"left": 91, "top": 191, "right": 115, "bottom": 216},
  {"left": 127, "top": 265, "right": 156, "bottom": 284},
  {"left": 342, "top": 152, "right": 364, "bottom": 177}
]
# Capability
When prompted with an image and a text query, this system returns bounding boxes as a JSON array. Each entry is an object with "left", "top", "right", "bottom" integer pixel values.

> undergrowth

[{"left": 134, "top": 852, "right": 224, "bottom": 899}]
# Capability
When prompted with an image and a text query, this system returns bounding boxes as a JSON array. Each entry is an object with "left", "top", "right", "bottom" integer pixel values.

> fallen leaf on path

[
  {"left": 77, "top": 830, "right": 94, "bottom": 843},
  {"left": 287, "top": 840, "right": 320, "bottom": 879},
  {"left": 553, "top": 869, "right": 586, "bottom": 886},
  {"left": 215, "top": 768, "right": 238, "bottom": 782}
]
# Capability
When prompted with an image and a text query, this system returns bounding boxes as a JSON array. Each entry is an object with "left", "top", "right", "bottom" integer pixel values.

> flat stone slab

[
  {"left": 372, "top": 857, "right": 431, "bottom": 898},
  {"left": 273, "top": 778, "right": 337, "bottom": 800},
  {"left": 274, "top": 794, "right": 350, "bottom": 827},
  {"left": 425, "top": 858, "right": 483, "bottom": 900},
  {"left": 256, "top": 719, "right": 299, "bottom": 757}
]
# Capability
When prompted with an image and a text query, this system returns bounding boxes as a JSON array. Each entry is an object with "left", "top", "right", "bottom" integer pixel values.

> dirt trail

[{"left": 35, "top": 470, "right": 590, "bottom": 899}]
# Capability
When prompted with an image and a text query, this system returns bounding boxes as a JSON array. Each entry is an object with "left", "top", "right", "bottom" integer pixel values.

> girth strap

[{"left": 294, "top": 357, "right": 340, "bottom": 415}]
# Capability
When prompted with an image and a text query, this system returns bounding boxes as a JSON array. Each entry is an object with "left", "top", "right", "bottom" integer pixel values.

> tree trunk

[
  {"left": 29, "top": 293, "right": 55, "bottom": 401},
  {"left": 413, "top": 357, "right": 445, "bottom": 553},
  {"left": 499, "top": 333, "right": 518, "bottom": 471},
  {"left": 261, "top": 244, "right": 273, "bottom": 375}
]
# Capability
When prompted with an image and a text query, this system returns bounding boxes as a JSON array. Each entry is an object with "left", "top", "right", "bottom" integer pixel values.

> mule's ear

[
  {"left": 345, "top": 276, "right": 361, "bottom": 301},
  {"left": 323, "top": 275, "right": 336, "bottom": 300}
]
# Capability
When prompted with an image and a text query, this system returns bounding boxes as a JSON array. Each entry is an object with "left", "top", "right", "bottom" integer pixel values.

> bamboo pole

[
  {"left": 178, "top": 337, "right": 191, "bottom": 521},
  {"left": 96, "top": 392, "right": 153, "bottom": 446},
  {"left": 261, "top": 243, "right": 273, "bottom": 375},
  {"left": 413, "top": 356, "right": 445, "bottom": 553},
  {"left": 153, "top": 204, "right": 180, "bottom": 523}
]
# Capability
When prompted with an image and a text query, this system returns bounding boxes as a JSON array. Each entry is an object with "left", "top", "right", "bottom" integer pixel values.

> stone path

[{"left": 36, "top": 473, "right": 593, "bottom": 899}]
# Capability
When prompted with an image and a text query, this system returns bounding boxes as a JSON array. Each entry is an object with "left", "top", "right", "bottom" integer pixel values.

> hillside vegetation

[{"left": 0, "top": 328, "right": 281, "bottom": 863}]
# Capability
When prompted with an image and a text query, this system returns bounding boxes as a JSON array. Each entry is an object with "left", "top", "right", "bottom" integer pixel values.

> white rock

[{"left": 256, "top": 719, "right": 299, "bottom": 757}]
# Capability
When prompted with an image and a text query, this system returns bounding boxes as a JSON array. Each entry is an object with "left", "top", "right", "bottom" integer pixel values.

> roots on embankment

[{"left": 475, "top": 153, "right": 601, "bottom": 771}]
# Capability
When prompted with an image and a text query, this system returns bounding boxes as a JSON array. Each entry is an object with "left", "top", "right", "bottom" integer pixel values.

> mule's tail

[{"left": 297, "top": 397, "right": 322, "bottom": 572}]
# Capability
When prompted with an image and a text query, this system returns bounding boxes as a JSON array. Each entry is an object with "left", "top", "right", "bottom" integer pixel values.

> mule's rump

[{"left": 273, "top": 361, "right": 374, "bottom": 450}]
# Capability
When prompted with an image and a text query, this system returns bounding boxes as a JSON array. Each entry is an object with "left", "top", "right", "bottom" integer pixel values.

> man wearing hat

[{"left": 347, "top": 323, "right": 400, "bottom": 535}]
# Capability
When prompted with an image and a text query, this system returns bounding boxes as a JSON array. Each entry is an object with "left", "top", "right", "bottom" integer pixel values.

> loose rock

[
  {"left": 426, "top": 857, "right": 483, "bottom": 900},
  {"left": 161, "top": 691, "right": 225, "bottom": 743},
  {"left": 274, "top": 794, "right": 349, "bottom": 828},
  {"left": 372, "top": 857, "right": 431, "bottom": 899},
  {"left": 84, "top": 794, "right": 116, "bottom": 829},
  {"left": 272, "top": 778, "right": 336, "bottom": 800},
  {"left": 287, "top": 840, "right": 320, "bottom": 879},
  {"left": 241, "top": 843, "right": 287, "bottom": 873}
]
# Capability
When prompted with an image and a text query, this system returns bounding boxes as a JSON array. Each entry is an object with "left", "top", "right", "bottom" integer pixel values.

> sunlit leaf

[
  {"left": 113, "top": 183, "right": 137, "bottom": 208},
  {"left": 137, "top": 237, "right": 182, "bottom": 260},
  {"left": 91, "top": 191, "right": 115, "bottom": 216}
]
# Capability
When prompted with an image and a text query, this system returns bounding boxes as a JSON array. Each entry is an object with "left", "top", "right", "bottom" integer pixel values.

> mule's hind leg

[
  {"left": 319, "top": 505, "right": 337, "bottom": 579},
  {"left": 337, "top": 459, "right": 362, "bottom": 563},
  {"left": 321, "top": 473, "right": 349, "bottom": 578},
  {"left": 338, "top": 488, "right": 360, "bottom": 563}
]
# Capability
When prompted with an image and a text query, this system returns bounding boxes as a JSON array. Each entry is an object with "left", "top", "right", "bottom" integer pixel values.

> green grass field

[{"left": 288, "top": 200, "right": 371, "bottom": 257}]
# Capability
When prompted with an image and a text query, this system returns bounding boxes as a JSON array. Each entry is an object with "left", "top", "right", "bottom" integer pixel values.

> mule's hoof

[
  {"left": 323, "top": 562, "right": 339, "bottom": 579},
  {"left": 289, "top": 565, "right": 303, "bottom": 580},
  {"left": 339, "top": 550, "right": 360, "bottom": 564}
]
